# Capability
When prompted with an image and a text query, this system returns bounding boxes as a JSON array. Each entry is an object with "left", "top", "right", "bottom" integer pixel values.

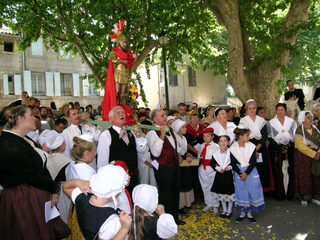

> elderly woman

[
  {"left": 209, "top": 108, "right": 236, "bottom": 144},
  {"left": 313, "top": 103, "right": 320, "bottom": 130},
  {"left": 294, "top": 110, "right": 320, "bottom": 206},
  {"left": 0, "top": 105, "right": 70, "bottom": 239},
  {"left": 268, "top": 103, "right": 297, "bottom": 200},
  {"left": 200, "top": 105, "right": 216, "bottom": 126},
  {"left": 238, "top": 99, "right": 274, "bottom": 192}
]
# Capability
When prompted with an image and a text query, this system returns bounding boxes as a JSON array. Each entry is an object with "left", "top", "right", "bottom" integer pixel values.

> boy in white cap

[
  {"left": 63, "top": 164, "right": 132, "bottom": 240},
  {"left": 128, "top": 184, "right": 177, "bottom": 240}
]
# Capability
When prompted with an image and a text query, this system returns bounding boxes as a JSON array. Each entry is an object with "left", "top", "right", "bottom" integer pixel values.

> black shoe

[
  {"left": 179, "top": 209, "right": 186, "bottom": 214},
  {"left": 220, "top": 212, "right": 227, "bottom": 218},
  {"left": 225, "top": 212, "right": 232, "bottom": 219},
  {"left": 176, "top": 219, "right": 186, "bottom": 225},
  {"left": 235, "top": 216, "right": 246, "bottom": 222},
  {"left": 248, "top": 217, "right": 256, "bottom": 223}
]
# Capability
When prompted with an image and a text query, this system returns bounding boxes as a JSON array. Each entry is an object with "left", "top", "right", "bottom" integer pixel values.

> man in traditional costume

[{"left": 101, "top": 20, "right": 136, "bottom": 121}]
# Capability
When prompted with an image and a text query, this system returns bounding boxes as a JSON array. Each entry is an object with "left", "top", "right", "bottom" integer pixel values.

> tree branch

[
  {"left": 128, "top": 0, "right": 148, "bottom": 38},
  {"left": 133, "top": 39, "right": 159, "bottom": 71},
  {"left": 276, "top": 0, "right": 310, "bottom": 65},
  {"left": 203, "top": 0, "right": 225, "bottom": 26}
]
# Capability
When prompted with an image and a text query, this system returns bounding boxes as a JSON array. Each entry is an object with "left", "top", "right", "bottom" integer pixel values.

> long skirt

[
  {"left": 179, "top": 166, "right": 194, "bottom": 209},
  {"left": 0, "top": 184, "right": 70, "bottom": 240},
  {"left": 234, "top": 166, "right": 265, "bottom": 213},
  {"left": 269, "top": 144, "right": 295, "bottom": 200},
  {"left": 294, "top": 149, "right": 320, "bottom": 201}
]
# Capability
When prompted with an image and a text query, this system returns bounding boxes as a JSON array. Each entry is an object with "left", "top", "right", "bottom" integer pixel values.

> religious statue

[
  {"left": 109, "top": 20, "right": 136, "bottom": 104},
  {"left": 101, "top": 20, "right": 137, "bottom": 121}
]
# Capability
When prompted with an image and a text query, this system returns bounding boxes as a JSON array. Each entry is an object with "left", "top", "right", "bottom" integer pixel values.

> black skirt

[{"left": 211, "top": 170, "right": 234, "bottom": 195}]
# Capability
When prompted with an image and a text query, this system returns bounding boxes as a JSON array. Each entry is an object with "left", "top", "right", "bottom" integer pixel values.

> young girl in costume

[
  {"left": 128, "top": 184, "right": 178, "bottom": 240},
  {"left": 109, "top": 160, "right": 133, "bottom": 214},
  {"left": 63, "top": 164, "right": 132, "bottom": 240},
  {"left": 198, "top": 127, "right": 220, "bottom": 212},
  {"left": 210, "top": 135, "right": 234, "bottom": 218},
  {"left": 66, "top": 134, "right": 97, "bottom": 239},
  {"left": 230, "top": 128, "right": 265, "bottom": 223}
]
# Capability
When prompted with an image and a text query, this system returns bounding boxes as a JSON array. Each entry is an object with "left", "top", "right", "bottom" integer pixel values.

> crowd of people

[{"left": 0, "top": 80, "right": 320, "bottom": 240}]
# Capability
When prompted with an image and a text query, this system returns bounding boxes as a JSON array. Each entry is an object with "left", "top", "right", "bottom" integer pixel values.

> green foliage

[{"left": 279, "top": 2, "right": 320, "bottom": 91}]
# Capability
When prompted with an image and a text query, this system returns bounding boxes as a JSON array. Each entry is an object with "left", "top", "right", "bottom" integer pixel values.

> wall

[{"left": 137, "top": 63, "right": 226, "bottom": 110}]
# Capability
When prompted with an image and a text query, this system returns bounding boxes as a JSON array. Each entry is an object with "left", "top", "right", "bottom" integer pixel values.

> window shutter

[
  {"left": 3, "top": 74, "right": 8, "bottom": 95},
  {"left": 46, "top": 72, "right": 54, "bottom": 96},
  {"left": 54, "top": 72, "right": 61, "bottom": 96},
  {"left": 72, "top": 73, "right": 80, "bottom": 96},
  {"left": 14, "top": 74, "right": 21, "bottom": 95},
  {"left": 23, "top": 70, "right": 32, "bottom": 96}
]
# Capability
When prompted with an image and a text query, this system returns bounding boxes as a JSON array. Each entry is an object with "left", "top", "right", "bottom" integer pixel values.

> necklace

[{"left": 220, "top": 148, "right": 228, "bottom": 153}]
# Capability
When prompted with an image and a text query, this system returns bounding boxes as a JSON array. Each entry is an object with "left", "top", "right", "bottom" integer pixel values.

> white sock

[
  {"left": 247, "top": 210, "right": 253, "bottom": 218},
  {"left": 227, "top": 200, "right": 233, "bottom": 214},
  {"left": 240, "top": 211, "right": 246, "bottom": 218},
  {"left": 221, "top": 200, "right": 227, "bottom": 213}
]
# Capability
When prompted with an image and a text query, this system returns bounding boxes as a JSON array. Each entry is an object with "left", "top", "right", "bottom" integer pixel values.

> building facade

[
  {"left": 0, "top": 29, "right": 103, "bottom": 109},
  {"left": 137, "top": 63, "right": 227, "bottom": 109}
]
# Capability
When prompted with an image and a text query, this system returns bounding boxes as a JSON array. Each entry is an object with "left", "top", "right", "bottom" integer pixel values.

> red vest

[{"left": 154, "top": 129, "right": 179, "bottom": 167}]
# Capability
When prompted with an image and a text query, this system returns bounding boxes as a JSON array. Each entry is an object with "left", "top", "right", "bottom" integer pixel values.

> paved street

[{"left": 173, "top": 196, "right": 320, "bottom": 240}]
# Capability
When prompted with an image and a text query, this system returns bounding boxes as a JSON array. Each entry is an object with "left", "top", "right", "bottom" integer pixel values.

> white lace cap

[
  {"left": 167, "top": 115, "right": 176, "bottom": 122},
  {"left": 172, "top": 119, "right": 186, "bottom": 134},
  {"left": 298, "top": 110, "right": 313, "bottom": 125},
  {"left": 90, "top": 165, "right": 128, "bottom": 207},
  {"left": 45, "top": 131, "right": 64, "bottom": 150},
  {"left": 79, "top": 133, "right": 94, "bottom": 142},
  {"left": 132, "top": 184, "right": 158, "bottom": 213}
]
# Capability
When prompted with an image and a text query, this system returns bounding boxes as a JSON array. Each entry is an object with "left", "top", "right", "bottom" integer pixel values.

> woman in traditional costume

[
  {"left": 0, "top": 105, "right": 70, "bottom": 239},
  {"left": 238, "top": 99, "right": 274, "bottom": 192},
  {"left": 209, "top": 108, "right": 236, "bottom": 144},
  {"left": 200, "top": 105, "right": 216, "bottom": 126},
  {"left": 294, "top": 111, "right": 320, "bottom": 206},
  {"left": 267, "top": 103, "right": 297, "bottom": 200},
  {"left": 65, "top": 134, "right": 97, "bottom": 239}
]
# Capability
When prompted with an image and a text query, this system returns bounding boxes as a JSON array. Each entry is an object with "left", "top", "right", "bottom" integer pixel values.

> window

[
  {"left": 31, "top": 72, "right": 45, "bottom": 96},
  {"left": 169, "top": 67, "right": 178, "bottom": 87},
  {"left": 188, "top": 66, "right": 196, "bottom": 87},
  {"left": 8, "top": 75, "right": 14, "bottom": 95},
  {"left": 4, "top": 42, "right": 14, "bottom": 52},
  {"left": 60, "top": 73, "right": 72, "bottom": 96}
]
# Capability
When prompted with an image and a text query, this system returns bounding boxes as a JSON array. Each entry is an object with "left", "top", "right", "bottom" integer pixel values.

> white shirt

[
  {"left": 146, "top": 126, "right": 178, "bottom": 158},
  {"left": 97, "top": 126, "right": 146, "bottom": 169},
  {"left": 66, "top": 162, "right": 96, "bottom": 180},
  {"left": 26, "top": 129, "right": 39, "bottom": 143},
  {"left": 62, "top": 124, "right": 82, "bottom": 157},
  {"left": 174, "top": 133, "right": 188, "bottom": 155}
]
